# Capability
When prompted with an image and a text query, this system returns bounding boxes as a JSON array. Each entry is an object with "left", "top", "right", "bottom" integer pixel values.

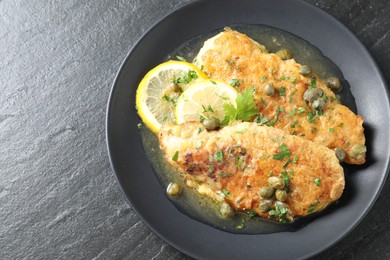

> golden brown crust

[
  {"left": 195, "top": 29, "right": 366, "bottom": 164},
  {"left": 159, "top": 122, "right": 345, "bottom": 220}
]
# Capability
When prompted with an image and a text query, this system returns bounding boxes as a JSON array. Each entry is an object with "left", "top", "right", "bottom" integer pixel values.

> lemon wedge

[
  {"left": 136, "top": 60, "right": 207, "bottom": 133},
  {"left": 176, "top": 79, "right": 238, "bottom": 124}
]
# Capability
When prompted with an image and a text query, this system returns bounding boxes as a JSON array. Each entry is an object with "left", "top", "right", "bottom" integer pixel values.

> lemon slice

[
  {"left": 136, "top": 60, "right": 207, "bottom": 133},
  {"left": 176, "top": 79, "right": 238, "bottom": 124}
]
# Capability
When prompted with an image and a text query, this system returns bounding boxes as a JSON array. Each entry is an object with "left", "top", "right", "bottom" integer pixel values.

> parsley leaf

[{"left": 222, "top": 87, "right": 259, "bottom": 124}]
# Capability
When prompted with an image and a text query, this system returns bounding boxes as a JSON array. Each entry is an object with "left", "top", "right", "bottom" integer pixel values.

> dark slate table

[{"left": 1, "top": 0, "right": 389, "bottom": 259}]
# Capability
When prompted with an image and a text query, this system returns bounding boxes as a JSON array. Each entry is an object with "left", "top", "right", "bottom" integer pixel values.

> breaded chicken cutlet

[
  {"left": 195, "top": 28, "right": 366, "bottom": 165},
  {"left": 159, "top": 122, "right": 344, "bottom": 222}
]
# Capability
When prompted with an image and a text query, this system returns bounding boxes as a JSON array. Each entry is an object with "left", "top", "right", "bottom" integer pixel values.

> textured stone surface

[{"left": 0, "top": 0, "right": 389, "bottom": 259}]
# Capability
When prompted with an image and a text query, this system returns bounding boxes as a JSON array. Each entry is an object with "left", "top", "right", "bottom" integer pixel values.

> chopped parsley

[
  {"left": 221, "top": 87, "right": 259, "bottom": 124},
  {"left": 279, "top": 86, "right": 286, "bottom": 96},
  {"left": 207, "top": 165, "right": 215, "bottom": 174},
  {"left": 273, "top": 144, "right": 291, "bottom": 160},
  {"left": 229, "top": 79, "right": 241, "bottom": 87},
  {"left": 281, "top": 170, "right": 291, "bottom": 192},
  {"left": 173, "top": 69, "right": 198, "bottom": 84},
  {"left": 287, "top": 108, "right": 297, "bottom": 118},
  {"left": 236, "top": 218, "right": 245, "bottom": 229},
  {"left": 176, "top": 55, "right": 187, "bottom": 61},
  {"left": 269, "top": 204, "right": 289, "bottom": 223},
  {"left": 215, "top": 150, "right": 224, "bottom": 163},
  {"left": 261, "top": 76, "right": 267, "bottom": 83},
  {"left": 254, "top": 115, "right": 269, "bottom": 125},
  {"left": 292, "top": 155, "right": 298, "bottom": 163},
  {"left": 298, "top": 107, "right": 306, "bottom": 114},
  {"left": 172, "top": 151, "right": 179, "bottom": 162},
  {"left": 267, "top": 106, "right": 284, "bottom": 126},
  {"left": 310, "top": 76, "right": 317, "bottom": 88},
  {"left": 307, "top": 204, "right": 316, "bottom": 213},
  {"left": 162, "top": 94, "right": 178, "bottom": 105},
  {"left": 307, "top": 111, "right": 317, "bottom": 123},
  {"left": 222, "top": 189, "right": 231, "bottom": 198},
  {"left": 314, "top": 178, "right": 321, "bottom": 186},
  {"left": 290, "top": 76, "right": 297, "bottom": 84},
  {"left": 219, "top": 173, "right": 234, "bottom": 178},
  {"left": 329, "top": 127, "right": 335, "bottom": 133},
  {"left": 290, "top": 120, "right": 298, "bottom": 128},
  {"left": 202, "top": 104, "right": 214, "bottom": 113}
]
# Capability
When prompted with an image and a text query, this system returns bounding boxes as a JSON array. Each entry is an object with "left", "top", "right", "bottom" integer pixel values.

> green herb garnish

[
  {"left": 172, "top": 151, "right": 179, "bottom": 162},
  {"left": 222, "top": 189, "right": 231, "bottom": 197},
  {"left": 310, "top": 76, "right": 317, "bottom": 88},
  {"left": 273, "top": 144, "right": 291, "bottom": 160},
  {"left": 254, "top": 115, "right": 269, "bottom": 125},
  {"left": 269, "top": 204, "right": 289, "bottom": 223},
  {"left": 215, "top": 150, "right": 224, "bottom": 163},
  {"left": 290, "top": 120, "right": 298, "bottom": 128},
  {"left": 176, "top": 55, "right": 187, "bottom": 61},
  {"left": 307, "top": 204, "right": 316, "bottom": 213},
  {"left": 281, "top": 170, "right": 291, "bottom": 191},
  {"left": 313, "top": 178, "right": 321, "bottom": 186},
  {"left": 229, "top": 79, "right": 241, "bottom": 87},
  {"left": 279, "top": 87, "right": 286, "bottom": 96},
  {"left": 219, "top": 173, "right": 234, "bottom": 178},
  {"left": 290, "top": 76, "right": 297, "bottom": 83},
  {"left": 162, "top": 94, "right": 178, "bottom": 105},
  {"left": 222, "top": 87, "right": 259, "bottom": 124}
]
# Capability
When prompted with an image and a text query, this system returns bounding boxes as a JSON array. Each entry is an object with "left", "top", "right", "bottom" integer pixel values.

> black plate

[{"left": 106, "top": 0, "right": 390, "bottom": 258}]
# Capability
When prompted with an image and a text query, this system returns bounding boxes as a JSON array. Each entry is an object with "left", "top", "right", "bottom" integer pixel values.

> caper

[
  {"left": 203, "top": 117, "right": 219, "bottom": 131},
  {"left": 326, "top": 76, "right": 342, "bottom": 92},
  {"left": 303, "top": 88, "right": 324, "bottom": 103},
  {"left": 268, "top": 176, "right": 285, "bottom": 190},
  {"left": 219, "top": 202, "right": 234, "bottom": 218},
  {"left": 335, "top": 147, "right": 346, "bottom": 162},
  {"left": 349, "top": 144, "right": 367, "bottom": 159},
  {"left": 312, "top": 98, "right": 326, "bottom": 111},
  {"left": 276, "top": 49, "right": 293, "bottom": 60},
  {"left": 166, "top": 182, "right": 182, "bottom": 196},
  {"left": 259, "top": 186, "right": 275, "bottom": 199},
  {"left": 299, "top": 65, "right": 312, "bottom": 76},
  {"left": 275, "top": 189, "right": 287, "bottom": 202},
  {"left": 264, "top": 82, "right": 275, "bottom": 96},
  {"left": 259, "top": 200, "right": 273, "bottom": 213}
]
